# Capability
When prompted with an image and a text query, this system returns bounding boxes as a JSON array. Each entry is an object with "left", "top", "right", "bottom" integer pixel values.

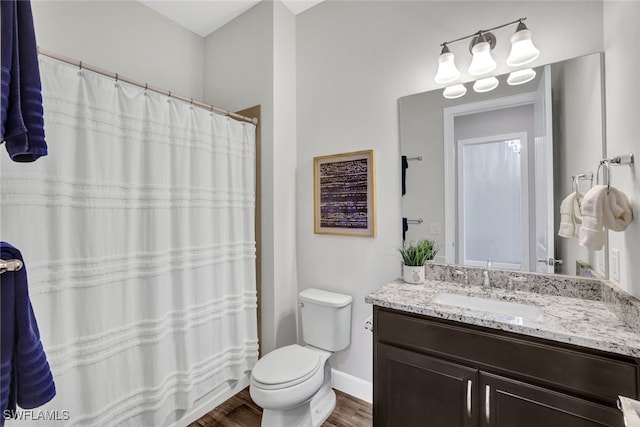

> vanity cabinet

[{"left": 373, "top": 306, "right": 637, "bottom": 427}]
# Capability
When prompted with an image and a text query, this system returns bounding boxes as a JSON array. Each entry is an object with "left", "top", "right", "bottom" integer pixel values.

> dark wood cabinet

[
  {"left": 376, "top": 343, "right": 477, "bottom": 427},
  {"left": 373, "top": 306, "right": 637, "bottom": 427},
  {"left": 481, "top": 372, "right": 623, "bottom": 427}
]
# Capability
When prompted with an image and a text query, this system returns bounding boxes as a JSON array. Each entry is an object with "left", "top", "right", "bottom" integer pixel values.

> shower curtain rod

[{"left": 37, "top": 47, "right": 258, "bottom": 125}]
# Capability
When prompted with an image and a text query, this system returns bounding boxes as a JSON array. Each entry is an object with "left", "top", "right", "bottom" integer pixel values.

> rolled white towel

[
  {"left": 558, "top": 191, "right": 583, "bottom": 239},
  {"left": 603, "top": 186, "right": 633, "bottom": 231},
  {"left": 579, "top": 185, "right": 607, "bottom": 250}
]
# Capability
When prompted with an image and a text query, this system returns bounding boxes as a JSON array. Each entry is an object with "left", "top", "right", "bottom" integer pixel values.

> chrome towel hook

[
  {"left": 597, "top": 153, "right": 635, "bottom": 192},
  {"left": 596, "top": 160, "right": 611, "bottom": 190}
]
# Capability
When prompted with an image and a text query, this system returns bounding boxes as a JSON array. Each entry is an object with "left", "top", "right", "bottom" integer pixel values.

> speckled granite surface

[
  {"left": 425, "top": 263, "right": 603, "bottom": 300},
  {"left": 366, "top": 267, "right": 640, "bottom": 358}
]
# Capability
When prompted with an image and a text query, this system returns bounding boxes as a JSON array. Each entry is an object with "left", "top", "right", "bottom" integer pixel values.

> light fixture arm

[{"left": 439, "top": 17, "right": 527, "bottom": 48}]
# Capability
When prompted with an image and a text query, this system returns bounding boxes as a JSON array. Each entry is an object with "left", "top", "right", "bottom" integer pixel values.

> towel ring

[
  {"left": 571, "top": 176, "right": 578, "bottom": 193},
  {"left": 596, "top": 160, "right": 611, "bottom": 191}
]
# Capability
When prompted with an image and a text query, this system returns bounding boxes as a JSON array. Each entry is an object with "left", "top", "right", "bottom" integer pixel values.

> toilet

[{"left": 250, "top": 288, "right": 353, "bottom": 427}]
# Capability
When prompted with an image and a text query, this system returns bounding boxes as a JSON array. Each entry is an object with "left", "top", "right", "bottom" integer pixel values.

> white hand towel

[
  {"left": 603, "top": 186, "right": 633, "bottom": 231},
  {"left": 579, "top": 185, "right": 607, "bottom": 250},
  {"left": 558, "top": 191, "right": 584, "bottom": 239}
]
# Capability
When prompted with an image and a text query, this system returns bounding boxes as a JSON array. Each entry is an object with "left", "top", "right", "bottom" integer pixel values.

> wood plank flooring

[{"left": 189, "top": 387, "right": 372, "bottom": 427}]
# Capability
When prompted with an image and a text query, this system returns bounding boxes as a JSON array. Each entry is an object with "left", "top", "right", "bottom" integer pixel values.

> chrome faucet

[
  {"left": 453, "top": 269, "right": 469, "bottom": 287},
  {"left": 483, "top": 260, "right": 492, "bottom": 289}
]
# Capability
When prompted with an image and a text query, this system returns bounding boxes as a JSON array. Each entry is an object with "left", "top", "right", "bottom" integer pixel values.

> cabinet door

[
  {"left": 480, "top": 372, "right": 625, "bottom": 427},
  {"left": 375, "top": 343, "right": 478, "bottom": 427}
]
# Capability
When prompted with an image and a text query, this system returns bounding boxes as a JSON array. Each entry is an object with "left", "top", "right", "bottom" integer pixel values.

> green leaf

[{"left": 397, "top": 239, "right": 440, "bottom": 266}]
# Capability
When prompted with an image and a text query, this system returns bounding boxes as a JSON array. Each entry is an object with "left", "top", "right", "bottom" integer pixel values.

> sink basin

[{"left": 433, "top": 292, "right": 544, "bottom": 324}]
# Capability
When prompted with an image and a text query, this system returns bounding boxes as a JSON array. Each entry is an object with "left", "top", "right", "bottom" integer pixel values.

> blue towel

[
  {"left": 1, "top": 0, "right": 48, "bottom": 162},
  {"left": 402, "top": 217, "right": 408, "bottom": 241},
  {"left": 401, "top": 155, "right": 408, "bottom": 196},
  {"left": 1, "top": 242, "right": 55, "bottom": 425}
]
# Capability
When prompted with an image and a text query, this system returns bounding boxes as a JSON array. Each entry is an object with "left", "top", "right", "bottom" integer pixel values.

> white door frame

[{"left": 443, "top": 92, "right": 536, "bottom": 265}]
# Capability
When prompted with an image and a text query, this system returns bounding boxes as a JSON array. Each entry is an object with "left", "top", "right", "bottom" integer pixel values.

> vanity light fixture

[
  {"left": 434, "top": 17, "right": 539, "bottom": 98},
  {"left": 506, "top": 20, "right": 540, "bottom": 67},
  {"left": 434, "top": 44, "right": 461, "bottom": 84},
  {"left": 473, "top": 76, "right": 499, "bottom": 93},
  {"left": 468, "top": 32, "right": 497, "bottom": 76},
  {"left": 443, "top": 84, "right": 467, "bottom": 99},
  {"left": 507, "top": 68, "right": 536, "bottom": 85}
]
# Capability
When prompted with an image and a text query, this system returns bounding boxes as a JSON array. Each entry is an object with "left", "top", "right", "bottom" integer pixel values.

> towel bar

[{"left": 0, "top": 259, "right": 23, "bottom": 274}]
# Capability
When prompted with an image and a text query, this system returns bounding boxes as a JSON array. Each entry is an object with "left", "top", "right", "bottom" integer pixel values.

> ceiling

[{"left": 139, "top": 0, "right": 325, "bottom": 37}]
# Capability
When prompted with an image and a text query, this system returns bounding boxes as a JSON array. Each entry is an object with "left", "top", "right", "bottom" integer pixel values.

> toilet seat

[{"left": 252, "top": 345, "right": 322, "bottom": 390}]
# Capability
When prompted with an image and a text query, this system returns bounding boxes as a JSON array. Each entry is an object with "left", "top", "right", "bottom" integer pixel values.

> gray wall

[
  {"left": 604, "top": 1, "right": 640, "bottom": 294},
  {"left": 204, "top": 1, "right": 299, "bottom": 355},
  {"left": 32, "top": 1, "right": 204, "bottom": 100}
]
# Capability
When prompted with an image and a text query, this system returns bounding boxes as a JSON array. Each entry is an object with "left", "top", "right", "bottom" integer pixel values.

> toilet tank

[{"left": 299, "top": 288, "right": 353, "bottom": 352}]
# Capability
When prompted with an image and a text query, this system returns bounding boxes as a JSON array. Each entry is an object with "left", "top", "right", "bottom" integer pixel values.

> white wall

[
  {"left": 32, "top": 1, "right": 204, "bottom": 100},
  {"left": 603, "top": 1, "right": 640, "bottom": 297},
  {"left": 204, "top": 0, "right": 298, "bottom": 355},
  {"left": 296, "top": 0, "right": 603, "bottom": 383},
  {"left": 272, "top": 1, "right": 299, "bottom": 349}
]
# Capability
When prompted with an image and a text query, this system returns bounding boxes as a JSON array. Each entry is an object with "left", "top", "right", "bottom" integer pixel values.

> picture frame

[{"left": 313, "top": 149, "right": 376, "bottom": 237}]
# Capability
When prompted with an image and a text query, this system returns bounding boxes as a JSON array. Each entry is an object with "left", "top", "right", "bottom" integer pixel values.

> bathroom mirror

[{"left": 399, "top": 52, "right": 606, "bottom": 277}]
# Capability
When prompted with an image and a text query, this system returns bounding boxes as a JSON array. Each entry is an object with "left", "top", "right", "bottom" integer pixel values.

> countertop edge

[{"left": 365, "top": 290, "right": 640, "bottom": 359}]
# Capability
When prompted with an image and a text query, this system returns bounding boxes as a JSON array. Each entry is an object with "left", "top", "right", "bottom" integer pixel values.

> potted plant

[{"left": 398, "top": 239, "right": 439, "bottom": 284}]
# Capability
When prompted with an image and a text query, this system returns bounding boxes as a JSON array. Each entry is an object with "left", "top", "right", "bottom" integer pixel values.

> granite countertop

[{"left": 365, "top": 276, "right": 640, "bottom": 359}]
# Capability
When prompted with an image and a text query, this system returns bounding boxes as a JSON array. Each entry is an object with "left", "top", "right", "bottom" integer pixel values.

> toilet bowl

[
  {"left": 249, "top": 288, "right": 353, "bottom": 427},
  {"left": 250, "top": 345, "right": 334, "bottom": 427}
]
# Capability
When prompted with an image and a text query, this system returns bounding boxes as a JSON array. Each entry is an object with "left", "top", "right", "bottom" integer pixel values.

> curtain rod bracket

[{"left": 0, "top": 259, "right": 23, "bottom": 274}]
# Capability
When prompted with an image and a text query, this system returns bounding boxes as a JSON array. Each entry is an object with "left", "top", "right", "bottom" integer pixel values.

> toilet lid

[{"left": 252, "top": 345, "right": 322, "bottom": 386}]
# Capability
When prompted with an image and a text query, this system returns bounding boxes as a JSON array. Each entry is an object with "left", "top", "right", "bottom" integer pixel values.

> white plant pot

[{"left": 403, "top": 265, "right": 425, "bottom": 284}]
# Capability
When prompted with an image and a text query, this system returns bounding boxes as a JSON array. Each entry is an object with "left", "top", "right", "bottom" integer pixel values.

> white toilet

[{"left": 250, "top": 288, "right": 353, "bottom": 427}]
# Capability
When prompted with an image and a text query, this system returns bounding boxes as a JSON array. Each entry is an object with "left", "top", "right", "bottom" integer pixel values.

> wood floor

[{"left": 189, "top": 387, "right": 372, "bottom": 427}]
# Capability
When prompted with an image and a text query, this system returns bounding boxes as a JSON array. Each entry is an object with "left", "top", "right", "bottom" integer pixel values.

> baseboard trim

[
  {"left": 171, "top": 375, "right": 250, "bottom": 427},
  {"left": 171, "top": 369, "right": 371, "bottom": 426},
  {"left": 331, "top": 368, "right": 372, "bottom": 404}
]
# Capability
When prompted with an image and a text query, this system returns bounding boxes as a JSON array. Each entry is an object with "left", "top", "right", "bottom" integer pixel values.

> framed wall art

[{"left": 313, "top": 149, "right": 376, "bottom": 237}]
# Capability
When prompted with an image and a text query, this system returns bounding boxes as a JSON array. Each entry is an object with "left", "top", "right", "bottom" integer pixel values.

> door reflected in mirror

[
  {"left": 457, "top": 133, "right": 528, "bottom": 271},
  {"left": 399, "top": 52, "right": 606, "bottom": 278}
]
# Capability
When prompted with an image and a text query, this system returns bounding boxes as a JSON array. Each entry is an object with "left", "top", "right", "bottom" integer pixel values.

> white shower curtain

[{"left": 0, "top": 56, "right": 258, "bottom": 426}]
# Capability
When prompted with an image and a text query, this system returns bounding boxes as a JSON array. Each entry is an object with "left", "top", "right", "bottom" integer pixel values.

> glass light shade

[
  {"left": 473, "top": 76, "right": 499, "bottom": 93},
  {"left": 507, "top": 68, "right": 536, "bottom": 85},
  {"left": 434, "top": 51, "right": 461, "bottom": 84},
  {"left": 468, "top": 41, "right": 497, "bottom": 76},
  {"left": 443, "top": 84, "right": 467, "bottom": 99},
  {"left": 506, "top": 29, "right": 540, "bottom": 67}
]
